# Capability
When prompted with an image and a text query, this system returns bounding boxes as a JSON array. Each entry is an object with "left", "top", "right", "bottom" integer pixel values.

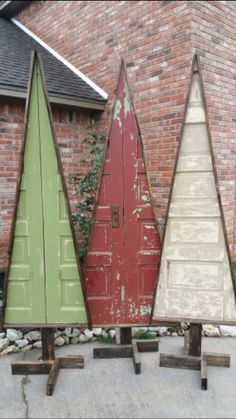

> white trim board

[{"left": 11, "top": 18, "right": 108, "bottom": 101}]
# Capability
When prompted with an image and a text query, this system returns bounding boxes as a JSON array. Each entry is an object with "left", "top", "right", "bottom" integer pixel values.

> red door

[{"left": 84, "top": 63, "right": 160, "bottom": 326}]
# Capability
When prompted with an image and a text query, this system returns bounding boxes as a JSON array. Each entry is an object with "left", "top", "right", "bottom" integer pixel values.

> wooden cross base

[
  {"left": 160, "top": 352, "right": 230, "bottom": 390},
  {"left": 160, "top": 324, "right": 230, "bottom": 390},
  {"left": 10, "top": 328, "right": 84, "bottom": 396},
  {"left": 11, "top": 355, "right": 84, "bottom": 396},
  {"left": 94, "top": 339, "right": 159, "bottom": 375}
]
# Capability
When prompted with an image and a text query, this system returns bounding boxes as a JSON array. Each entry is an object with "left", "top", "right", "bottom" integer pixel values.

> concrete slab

[{"left": 0, "top": 337, "right": 236, "bottom": 418}]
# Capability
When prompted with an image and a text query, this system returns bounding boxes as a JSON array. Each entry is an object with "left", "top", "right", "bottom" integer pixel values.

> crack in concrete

[{"left": 21, "top": 376, "right": 29, "bottom": 419}]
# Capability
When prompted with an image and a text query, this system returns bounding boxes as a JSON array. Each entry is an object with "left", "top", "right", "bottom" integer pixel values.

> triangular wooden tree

[
  {"left": 84, "top": 60, "right": 160, "bottom": 327},
  {"left": 1, "top": 52, "right": 88, "bottom": 328},
  {"left": 152, "top": 56, "right": 236, "bottom": 325}
]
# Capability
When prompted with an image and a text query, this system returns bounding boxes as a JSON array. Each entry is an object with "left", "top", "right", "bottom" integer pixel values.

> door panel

[
  {"left": 4, "top": 57, "right": 87, "bottom": 326},
  {"left": 153, "top": 59, "right": 236, "bottom": 324},
  {"left": 84, "top": 63, "right": 160, "bottom": 325},
  {"left": 4, "top": 67, "right": 46, "bottom": 324},
  {"left": 36, "top": 64, "right": 87, "bottom": 324}
]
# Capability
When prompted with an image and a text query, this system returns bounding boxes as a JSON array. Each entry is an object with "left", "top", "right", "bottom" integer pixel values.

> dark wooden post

[
  {"left": 41, "top": 328, "right": 55, "bottom": 360},
  {"left": 188, "top": 324, "right": 202, "bottom": 357},
  {"left": 120, "top": 327, "right": 132, "bottom": 345}
]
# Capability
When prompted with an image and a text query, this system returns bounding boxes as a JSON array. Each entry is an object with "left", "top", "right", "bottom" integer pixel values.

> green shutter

[{"left": 4, "top": 56, "right": 87, "bottom": 325}]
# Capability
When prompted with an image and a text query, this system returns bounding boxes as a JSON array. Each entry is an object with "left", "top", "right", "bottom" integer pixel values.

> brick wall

[
  {"left": 5, "top": 0, "right": 236, "bottom": 258},
  {"left": 0, "top": 100, "right": 103, "bottom": 269}
]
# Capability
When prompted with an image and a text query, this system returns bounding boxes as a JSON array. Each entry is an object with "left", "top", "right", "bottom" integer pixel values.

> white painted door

[{"left": 153, "top": 59, "right": 236, "bottom": 325}]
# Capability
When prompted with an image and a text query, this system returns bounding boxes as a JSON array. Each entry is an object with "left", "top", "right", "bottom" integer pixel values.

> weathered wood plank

[
  {"left": 93, "top": 346, "right": 133, "bottom": 359},
  {"left": 160, "top": 353, "right": 201, "bottom": 370},
  {"left": 201, "top": 353, "right": 208, "bottom": 390},
  {"left": 12, "top": 361, "right": 53, "bottom": 375},
  {"left": 59, "top": 356, "right": 84, "bottom": 369},
  {"left": 136, "top": 339, "right": 159, "bottom": 352},
  {"left": 206, "top": 352, "right": 230, "bottom": 368},
  {"left": 132, "top": 341, "right": 141, "bottom": 374},
  {"left": 46, "top": 359, "right": 60, "bottom": 396}
]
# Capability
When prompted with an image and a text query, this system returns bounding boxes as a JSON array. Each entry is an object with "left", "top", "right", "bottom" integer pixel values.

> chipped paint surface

[
  {"left": 84, "top": 62, "right": 160, "bottom": 325},
  {"left": 113, "top": 99, "right": 122, "bottom": 128},
  {"left": 153, "top": 61, "right": 236, "bottom": 324},
  {"left": 124, "top": 80, "right": 131, "bottom": 116}
]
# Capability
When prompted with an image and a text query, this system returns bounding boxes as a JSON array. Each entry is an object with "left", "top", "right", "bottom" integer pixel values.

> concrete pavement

[{"left": 0, "top": 336, "right": 236, "bottom": 418}]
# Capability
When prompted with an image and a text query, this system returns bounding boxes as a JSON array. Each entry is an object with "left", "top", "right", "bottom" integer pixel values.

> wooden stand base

[
  {"left": 11, "top": 328, "right": 84, "bottom": 396},
  {"left": 160, "top": 324, "right": 230, "bottom": 390},
  {"left": 94, "top": 328, "right": 159, "bottom": 374}
]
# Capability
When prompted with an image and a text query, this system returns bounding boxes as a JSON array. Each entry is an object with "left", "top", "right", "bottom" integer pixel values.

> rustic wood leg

[
  {"left": 132, "top": 341, "right": 141, "bottom": 374},
  {"left": 120, "top": 327, "right": 132, "bottom": 345},
  {"left": 189, "top": 324, "right": 202, "bottom": 357},
  {"left": 183, "top": 333, "right": 189, "bottom": 354},
  {"left": 201, "top": 354, "right": 208, "bottom": 390},
  {"left": 41, "top": 328, "right": 55, "bottom": 360},
  {"left": 46, "top": 359, "right": 60, "bottom": 396}
]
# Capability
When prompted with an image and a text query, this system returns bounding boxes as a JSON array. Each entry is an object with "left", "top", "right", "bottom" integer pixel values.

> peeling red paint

[{"left": 83, "top": 62, "right": 160, "bottom": 326}]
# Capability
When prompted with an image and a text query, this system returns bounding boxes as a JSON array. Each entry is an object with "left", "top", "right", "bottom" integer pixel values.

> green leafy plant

[
  {"left": 71, "top": 134, "right": 106, "bottom": 263},
  {"left": 134, "top": 330, "right": 157, "bottom": 340},
  {"left": 97, "top": 334, "right": 116, "bottom": 344}
]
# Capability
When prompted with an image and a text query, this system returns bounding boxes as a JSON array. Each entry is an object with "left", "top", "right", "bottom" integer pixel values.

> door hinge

[{"left": 121, "top": 285, "right": 125, "bottom": 302}]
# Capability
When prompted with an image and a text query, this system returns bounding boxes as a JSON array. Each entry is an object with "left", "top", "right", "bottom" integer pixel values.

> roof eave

[
  {"left": 0, "top": 87, "right": 106, "bottom": 111},
  {"left": 0, "top": 1, "right": 32, "bottom": 18}
]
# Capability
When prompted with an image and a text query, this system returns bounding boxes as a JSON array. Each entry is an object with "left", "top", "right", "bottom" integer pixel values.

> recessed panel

[
  {"left": 11, "top": 237, "right": 28, "bottom": 263},
  {"left": 60, "top": 237, "right": 75, "bottom": 263},
  {"left": 61, "top": 282, "right": 84, "bottom": 307},
  {"left": 84, "top": 266, "right": 111, "bottom": 296},
  {"left": 139, "top": 221, "right": 158, "bottom": 250},
  {"left": 139, "top": 266, "right": 157, "bottom": 296},
  {"left": 168, "top": 261, "right": 222, "bottom": 290},
  {"left": 6, "top": 281, "right": 30, "bottom": 307},
  {"left": 177, "top": 154, "right": 211, "bottom": 172},
  {"left": 167, "top": 244, "right": 224, "bottom": 262},
  {"left": 90, "top": 222, "right": 110, "bottom": 252},
  {"left": 166, "top": 289, "right": 224, "bottom": 320},
  {"left": 59, "top": 191, "right": 67, "bottom": 220},
  {"left": 170, "top": 219, "right": 219, "bottom": 243},
  {"left": 97, "top": 174, "right": 111, "bottom": 206},
  {"left": 169, "top": 199, "right": 220, "bottom": 218},
  {"left": 137, "top": 174, "right": 150, "bottom": 205},
  {"left": 173, "top": 172, "right": 216, "bottom": 199},
  {"left": 181, "top": 124, "right": 209, "bottom": 154}
]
